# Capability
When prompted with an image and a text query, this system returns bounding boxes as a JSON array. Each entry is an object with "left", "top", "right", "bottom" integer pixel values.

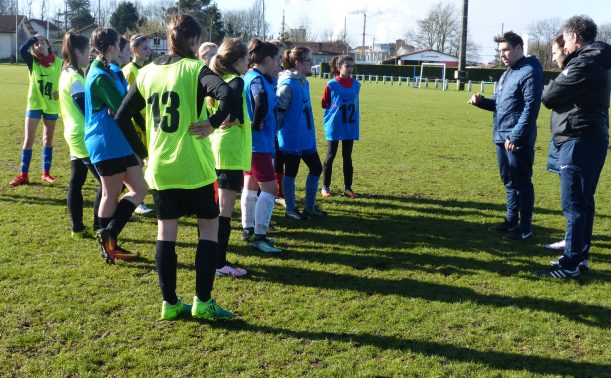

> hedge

[{"left": 321, "top": 62, "right": 560, "bottom": 82}]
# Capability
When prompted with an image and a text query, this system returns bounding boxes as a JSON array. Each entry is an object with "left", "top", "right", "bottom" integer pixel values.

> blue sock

[
  {"left": 305, "top": 174, "right": 320, "bottom": 211},
  {"left": 282, "top": 175, "right": 296, "bottom": 211},
  {"left": 42, "top": 146, "right": 53, "bottom": 173},
  {"left": 20, "top": 149, "right": 32, "bottom": 174}
]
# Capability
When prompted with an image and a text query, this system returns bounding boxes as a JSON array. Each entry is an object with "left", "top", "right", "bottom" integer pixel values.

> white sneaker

[
  {"left": 544, "top": 239, "right": 565, "bottom": 250},
  {"left": 275, "top": 197, "right": 286, "bottom": 207},
  {"left": 134, "top": 203, "right": 155, "bottom": 215}
]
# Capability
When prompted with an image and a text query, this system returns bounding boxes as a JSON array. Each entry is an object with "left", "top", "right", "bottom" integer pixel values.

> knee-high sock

[
  {"left": 20, "top": 149, "right": 32, "bottom": 174},
  {"left": 195, "top": 239, "right": 218, "bottom": 302},
  {"left": 42, "top": 146, "right": 53, "bottom": 173},
  {"left": 156, "top": 240, "right": 178, "bottom": 304},
  {"left": 254, "top": 191, "right": 275, "bottom": 235},
  {"left": 107, "top": 199, "right": 136, "bottom": 237},
  {"left": 305, "top": 174, "right": 320, "bottom": 211},
  {"left": 282, "top": 175, "right": 296, "bottom": 211},
  {"left": 217, "top": 216, "right": 231, "bottom": 268},
  {"left": 241, "top": 189, "right": 258, "bottom": 228}
]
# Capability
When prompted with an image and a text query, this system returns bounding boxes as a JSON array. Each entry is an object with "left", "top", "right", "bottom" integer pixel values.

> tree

[
  {"left": 223, "top": 0, "right": 269, "bottom": 40},
  {"left": 527, "top": 18, "right": 562, "bottom": 69},
  {"left": 598, "top": 23, "right": 611, "bottom": 43},
  {"left": 202, "top": 3, "right": 224, "bottom": 43},
  {"left": 66, "top": 0, "right": 95, "bottom": 29},
  {"left": 0, "top": 0, "right": 17, "bottom": 15},
  {"left": 110, "top": 1, "right": 142, "bottom": 33},
  {"left": 39, "top": 0, "right": 48, "bottom": 20}
]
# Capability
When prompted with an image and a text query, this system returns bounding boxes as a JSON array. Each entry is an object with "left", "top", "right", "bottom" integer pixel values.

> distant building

[
  {"left": 381, "top": 49, "right": 459, "bottom": 67},
  {"left": 147, "top": 32, "right": 168, "bottom": 56},
  {"left": 284, "top": 41, "right": 350, "bottom": 65},
  {"left": 73, "top": 24, "right": 99, "bottom": 39},
  {"left": 286, "top": 27, "right": 306, "bottom": 42},
  {"left": 0, "top": 15, "right": 36, "bottom": 61},
  {"left": 29, "top": 19, "right": 63, "bottom": 40},
  {"left": 352, "top": 39, "right": 414, "bottom": 63}
]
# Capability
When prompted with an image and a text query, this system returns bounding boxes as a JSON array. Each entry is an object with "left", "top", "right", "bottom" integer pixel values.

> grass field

[{"left": 0, "top": 63, "right": 610, "bottom": 376}]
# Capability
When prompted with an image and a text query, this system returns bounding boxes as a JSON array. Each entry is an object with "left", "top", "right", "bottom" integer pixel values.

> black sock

[
  {"left": 99, "top": 217, "right": 111, "bottom": 229},
  {"left": 107, "top": 199, "right": 137, "bottom": 236},
  {"left": 217, "top": 216, "right": 231, "bottom": 269},
  {"left": 156, "top": 240, "right": 178, "bottom": 304},
  {"left": 195, "top": 239, "right": 218, "bottom": 302}
]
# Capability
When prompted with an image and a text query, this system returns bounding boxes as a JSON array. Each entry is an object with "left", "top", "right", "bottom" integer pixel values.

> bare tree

[
  {"left": 0, "top": 0, "right": 17, "bottom": 15},
  {"left": 527, "top": 17, "right": 561, "bottom": 69},
  {"left": 414, "top": 2, "right": 458, "bottom": 53},
  {"left": 40, "top": 0, "right": 48, "bottom": 20},
  {"left": 598, "top": 23, "right": 611, "bottom": 43},
  {"left": 223, "top": 1, "right": 270, "bottom": 40}
]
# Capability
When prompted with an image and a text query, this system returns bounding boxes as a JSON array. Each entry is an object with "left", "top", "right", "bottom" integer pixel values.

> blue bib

[
  {"left": 84, "top": 62, "right": 132, "bottom": 164},
  {"left": 323, "top": 79, "right": 361, "bottom": 141},
  {"left": 244, "top": 69, "right": 277, "bottom": 153},
  {"left": 277, "top": 77, "right": 316, "bottom": 153}
]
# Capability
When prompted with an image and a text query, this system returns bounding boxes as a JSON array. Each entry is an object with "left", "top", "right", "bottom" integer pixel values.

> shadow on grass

[
  {"left": 242, "top": 264, "right": 610, "bottom": 329},
  {"left": 208, "top": 319, "right": 611, "bottom": 376}
]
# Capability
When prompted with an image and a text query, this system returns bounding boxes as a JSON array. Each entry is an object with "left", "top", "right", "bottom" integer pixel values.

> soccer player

[
  {"left": 115, "top": 14, "right": 236, "bottom": 320},
  {"left": 10, "top": 34, "right": 62, "bottom": 186},
  {"left": 270, "top": 40, "right": 287, "bottom": 206},
  {"left": 122, "top": 34, "right": 155, "bottom": 216},
  {"left": 85, "top": 27, "right": 148, "bottom": 264},
  {"left": 276, "top": 46, "right": 326, "bottom": 220},
  {"left": 59, "top": 31, "right": 103, "bottom": 239},
  {"left": 208, "top": 38, "right": 250, "bottom": 277},
  {"left": 197, "top": 42, "right": 217, "bottom": 65},
  {"left": 538, "top": 16, "right": 611, "bottom": 278},
  {"left": 241, "top": 38, "right": 283, "bottom": 253},
  {"left": 321, "top": 54, "right": 361, "bottom": 199},
  {"left": 468, "top": 31, "right": 543, "bottom": 241}
]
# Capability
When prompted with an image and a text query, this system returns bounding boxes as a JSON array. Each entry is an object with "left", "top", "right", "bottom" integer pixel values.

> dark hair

[
  {"left": 248, "top": 38, "right": 279, "bottom": 66},
  {"left": 62, "top": 31, "right": 89, "bottom": 76},
  {"left": 167, "top": 14, "right": 202, "bottom": 58},
  {"left": 90, "top": 27, "right": 120, "bottom": 67},
  {"left": 494, "top": 31, "right": 523, "bottom": 49},
  {"left": 563, "top": 15, "right": 597, "bottom": 43},
  {"left": 130, "top": 34, "right": 148, "bottom": 49},
  {"left": 282, "top": 46, "right": 310, "bottom": 69},
  {"left": 31, "top": 34, "right": 53, "bottom": 57},
  {"left": 269, "top": 39, "right": 285, "bottom": 48},
  {"left": 210, "top": 38, "right": 247, "bottom": 76},
  {"left": 330, "top": 54, "right": 354, "bottom": 76},
  {"left": 119, "top": 37, "right": 128, "bottom": 51},
  {"left": 553, "top": 34, "right": 565, "bottom": 47}
]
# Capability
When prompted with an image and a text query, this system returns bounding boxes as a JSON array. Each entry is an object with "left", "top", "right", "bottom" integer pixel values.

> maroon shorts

[{"left": 244, "top": 152, "right": 275, "bottom": 182}]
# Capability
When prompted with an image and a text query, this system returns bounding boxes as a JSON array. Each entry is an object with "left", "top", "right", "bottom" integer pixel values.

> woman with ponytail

[
  {"left": 276, "top": 46, "right": 326, "bottom": 220},
  {"left": 240, "top": 38, "right": 283, "bottom": 253},
  {"left": 59, "top": 31, "right": 103, "bottom": 239},
  {"left": 208, "top": 38, "right": 250, "bottom": 277},
  {"left": 85, "top": 27, "right": 148, "bottom": 264},
  {"left": 321, "top": 54, "right": 361, "bottom": 198},
  {"left": 115, "top": 14, "right": 237, "bottom": 320},
  {"left": 10, "top": 34, "right": 63, "bottom": 186}
]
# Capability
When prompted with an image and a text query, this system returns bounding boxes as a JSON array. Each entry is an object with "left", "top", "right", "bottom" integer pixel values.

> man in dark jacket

[
  {"left": 538, "top": 15, "right": 611, "bottom": 279},
  {"left": 469, "top": 31, "right": 543, "bottom": 241}
]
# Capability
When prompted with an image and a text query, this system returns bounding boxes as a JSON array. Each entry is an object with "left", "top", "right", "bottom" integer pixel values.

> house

[
  {"left": 147, "top": 32, "right": 168, "bottom": 56},
  {"left": 381, "top": 49, "right": 459, "bottom": 67},
  {"left": 29, "top": 18, "right": 63, "bottom": 40},
  {"left": 284, "top": 41, "right": 350, "bottom": 65},
  {"left": 74, "top": 24, "right": 99, "bottom": 39},
  {"left": 0, "top": 15, "right": 36, "bottom": 61}
]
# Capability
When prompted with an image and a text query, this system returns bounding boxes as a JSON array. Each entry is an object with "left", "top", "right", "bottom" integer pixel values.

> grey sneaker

[
  {"left": 285, "top": 209, "right": 306, "bottom": 220},
  {"left": 488, "top": 220, "right": 519, "bottom": 232},
  {"left": 544, "top": 239, "right": 566, "bottom": 250},
  {"left": 252, "top": 238, "right": 282, "bottom": 253},
  {"left": 303, "top": 207, "right": 327, "bottom": 218}
]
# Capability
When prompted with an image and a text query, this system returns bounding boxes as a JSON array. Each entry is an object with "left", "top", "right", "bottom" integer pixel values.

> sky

[
  {"left": 23, "top": 0, "right": 611, "bottom": 62},
  {"left": 216, "top": 0, "right": 611, "bottom": 62}
]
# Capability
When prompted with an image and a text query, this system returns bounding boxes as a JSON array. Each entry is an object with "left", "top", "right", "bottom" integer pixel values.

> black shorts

[
  {"left": 216, "top": 169, "right": 243, "bottom": 191},
  {"left": 94, "top": 155, "right": 139, "bottom": 177},
  {"left": 151, "top": 183, "right": 219, "bottom": 220}
]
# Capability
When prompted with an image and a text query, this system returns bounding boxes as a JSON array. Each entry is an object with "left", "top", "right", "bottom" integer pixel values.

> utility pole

[
  {"left": 281, "top": 8, "right": 285, "bottom": 40},
  {"left": 456, "top": 0, "right": 469, "bottom": 90},
  {"left": 15, "top": 0, "right": 18, "bottom": 63},
  {"left": 361, "top": 13, "right": 366, "bottom": 61},
  {"left": 344, "top": 17, "right": 348, "bottom": 54},
  {"left": 262, "top": 0, "right": 266, "bottom": 40}
]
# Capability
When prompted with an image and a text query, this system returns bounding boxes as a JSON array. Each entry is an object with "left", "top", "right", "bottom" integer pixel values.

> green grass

[{"left": 0, "top": 63, "right": 610, "bottom": 376}]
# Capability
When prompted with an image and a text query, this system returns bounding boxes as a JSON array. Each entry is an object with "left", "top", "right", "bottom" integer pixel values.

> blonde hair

[
  {"left": 210, "top": 38, "right": 247, "bottom": 76},
  {"left": 198, "top": 42, "right": 218, "bottom": 61}
]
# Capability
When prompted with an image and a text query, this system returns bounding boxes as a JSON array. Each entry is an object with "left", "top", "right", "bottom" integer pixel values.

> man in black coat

[{"left": 538, "top": 15, "right": 611, "bottom": 278}]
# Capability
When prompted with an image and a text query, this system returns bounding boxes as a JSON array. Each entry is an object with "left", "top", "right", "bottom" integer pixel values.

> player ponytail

[
  {"left": 90, "top": 27, "right": 120, "bottom": 68},
  {"left": 167, "top": 14, "right": 201, "bottom": 59},
  {"left": 210, "top": 38, "right": 247, "bottom": 76},
  {"left": 282, "top": 46, "right": 310, "bottom": 69},
  {"left": 62, "top": 31, "right": 89, "bottom": 76},
  {"left": 248, "top": 38, "right": 279, "bottom": 66}
]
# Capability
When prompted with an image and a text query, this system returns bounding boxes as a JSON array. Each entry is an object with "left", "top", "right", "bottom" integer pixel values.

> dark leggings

[
  {"left": 274, "top": 138, "right": 285, "bottom": 174},
  {"left": 323, "top": 140, "right": 354, "bottom": 188},
  {"left": 284, "top": 151, "right": 323, "bottom": 178},
  {"left": 67, "top": 158, "right": 102, "bottom": 232}
]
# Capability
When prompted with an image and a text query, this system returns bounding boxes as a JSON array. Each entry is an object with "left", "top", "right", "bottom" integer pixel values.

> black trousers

[
  {"left": 322, "top": 140, "right": 354, "bottom": 188},
  {"left": 67, "top": 158, "right": 102, "bottom": 231}
]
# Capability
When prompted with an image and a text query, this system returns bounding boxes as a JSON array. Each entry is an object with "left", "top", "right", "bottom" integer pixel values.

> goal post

[{"left": 418, "top": 63, "right": 446, "bottom": 88}]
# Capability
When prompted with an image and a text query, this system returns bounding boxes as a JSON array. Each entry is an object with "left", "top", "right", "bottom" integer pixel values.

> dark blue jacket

[{"left": 477, "top": 56, "right": 544, "bottom": 146}]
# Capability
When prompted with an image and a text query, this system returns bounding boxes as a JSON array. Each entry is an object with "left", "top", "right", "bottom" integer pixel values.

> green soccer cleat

[
  {"left": 160, "top": 298, "right": 192, "bottom": 320},
  {"left": 191, "top": 296, "right": 234, "bottom": 320}
]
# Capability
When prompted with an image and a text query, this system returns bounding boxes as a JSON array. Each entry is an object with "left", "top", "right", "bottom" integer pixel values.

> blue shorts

[{"left": 25, "top": 109, "right": 59, "bottom": 121}]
